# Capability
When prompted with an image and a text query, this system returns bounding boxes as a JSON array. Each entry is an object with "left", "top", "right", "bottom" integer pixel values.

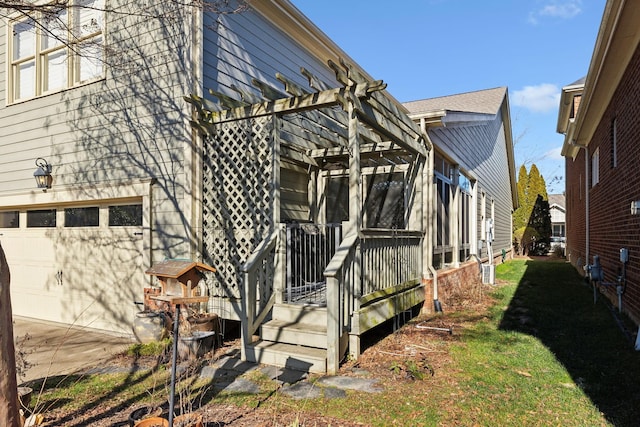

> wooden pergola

[{"left": 186, "top": 58, "right": 433, "bottom": 373}]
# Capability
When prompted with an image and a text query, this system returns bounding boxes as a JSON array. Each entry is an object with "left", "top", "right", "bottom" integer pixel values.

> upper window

[{"left": 9, "top": 0, "right": 104, "bottom": 103}]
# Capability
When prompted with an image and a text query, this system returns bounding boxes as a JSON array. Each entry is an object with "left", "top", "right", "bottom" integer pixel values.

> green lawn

[{"left": 29, "top": 258, "right": 640, "bottom": 426}]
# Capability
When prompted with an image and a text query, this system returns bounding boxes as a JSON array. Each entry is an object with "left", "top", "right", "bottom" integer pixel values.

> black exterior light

[{"left": 34, "top": 158, "right": 53, "bottom": 190}]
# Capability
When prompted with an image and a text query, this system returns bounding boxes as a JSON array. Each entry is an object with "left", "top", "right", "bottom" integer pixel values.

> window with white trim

[
  {"left": 458, "top": 173, "right": 472, "bottom": 262},
  {"left": 9, "top": 0, "right": 104, "bottom": 103},
  {"left": 591, "top": 147, "right": 600, "bottom": 187}
]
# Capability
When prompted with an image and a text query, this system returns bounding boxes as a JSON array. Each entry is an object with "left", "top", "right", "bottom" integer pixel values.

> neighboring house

[
  {"left": 548, "top": 193, "right": 566, "bottom": 247},
  {"left": 557, "top": 0, "right": 640, "bottom": 325},
  {"left": 0, "top": 0, "right": 516, "bottom": 373},
  {"left": 404, "top": 87, "right": 518, "bottom": 269}
]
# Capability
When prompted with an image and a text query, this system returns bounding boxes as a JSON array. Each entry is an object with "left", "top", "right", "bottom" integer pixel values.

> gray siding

[
  {"left": 202, "top": 10, "right": 338, "bottom": 101},
  {"left": 0, "top": 2, "right": 196, "bottom": 259},
  {"left": 428, "top": 109, "right": 514, "bottom": 257}
]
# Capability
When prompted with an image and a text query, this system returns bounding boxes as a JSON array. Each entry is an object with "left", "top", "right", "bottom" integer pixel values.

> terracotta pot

[
  {"left": 187, "top": 313, "right": 219, "bottom": 333},
  {"left": 133, "top": 417, "right": 168, "bottom": 427},
  {"left": 174, "top": 413, "right": 204, "bottom": 427},
  {"left": 128, "top": 406, "right": 163, "bottom": 426}
]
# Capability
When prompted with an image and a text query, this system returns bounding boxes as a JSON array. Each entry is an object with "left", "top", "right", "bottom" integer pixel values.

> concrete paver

[{"left": 12, "top": 316, "right": 134, "bottom": 385}]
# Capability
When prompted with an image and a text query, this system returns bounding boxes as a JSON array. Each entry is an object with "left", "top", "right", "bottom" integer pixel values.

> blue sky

[{"left": 291, "top": 0, "right": 606, "bottom": 194}]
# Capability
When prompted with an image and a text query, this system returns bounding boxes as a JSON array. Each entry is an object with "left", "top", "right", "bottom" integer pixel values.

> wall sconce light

[{"left": 33, "top": 158, "right": 53, "bottom": 190}]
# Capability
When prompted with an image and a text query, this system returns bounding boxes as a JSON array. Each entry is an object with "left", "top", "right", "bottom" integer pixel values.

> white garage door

[{"left": 0, "top": 201, "right": 146, "bottom": 334}]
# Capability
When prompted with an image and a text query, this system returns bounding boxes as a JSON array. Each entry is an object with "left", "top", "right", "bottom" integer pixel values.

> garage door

[{"left": 0, "top": 201, "right": 146, "bottom": 334}]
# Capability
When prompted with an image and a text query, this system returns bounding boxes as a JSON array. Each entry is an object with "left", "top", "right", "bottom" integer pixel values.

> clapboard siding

[
  {"left": 0, "top": 1, "right": 195, "bottom": 257},
  {"left": 203, "top": 9, "right": 338, "bottom": 100},
  {"left": 428, "top": 109, "right": 514, "bottom": 256}
]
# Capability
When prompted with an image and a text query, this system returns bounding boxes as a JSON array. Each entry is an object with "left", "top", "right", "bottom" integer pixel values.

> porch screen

[
  {"left": 364, "top": 172, "right": 405, "bottom": 229},
  {"left": 326, "top": 176, "right": 349, "bottom": 224}
]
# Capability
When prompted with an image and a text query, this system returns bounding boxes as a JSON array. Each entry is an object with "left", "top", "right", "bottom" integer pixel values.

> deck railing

[
  {"left": 360, "top": 229, "right": 423, "bottom": 296},
  {"left": 241, "top": 224, "right": 423, "bottom": 373},
  {"left": 240, "top": 228, "right": 280, "bottom": 361},
  {"left": 285, "top": 223, "right": 342, "bottom": 305},
  {"left": 324, "top": 232, "right": 358, "bottom": 374}
]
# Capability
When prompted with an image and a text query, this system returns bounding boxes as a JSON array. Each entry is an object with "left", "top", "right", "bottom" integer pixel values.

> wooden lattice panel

[{"left": 202, "top": 117, "right": 275, "bottom": 298}]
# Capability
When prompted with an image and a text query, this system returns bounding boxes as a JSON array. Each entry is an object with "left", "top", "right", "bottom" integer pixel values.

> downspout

[
  {"left": 429, "top": 265, "right": 442, "bottom": 313},
  {"left": 420, "top": 117, "right": 442, "bottom": 313}
]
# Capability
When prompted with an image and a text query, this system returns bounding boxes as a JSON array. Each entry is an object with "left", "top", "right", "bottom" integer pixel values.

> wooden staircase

[{"left": 244, "top": 303, "right": 328, "bottom": 373}]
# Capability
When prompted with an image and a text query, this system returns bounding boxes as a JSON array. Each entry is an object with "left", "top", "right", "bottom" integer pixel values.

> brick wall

[
  {"left": 565, "top": 150, "right": 587, "bottom": 271},
  {"left": 573, "top": 42, "right": 640, "bottom": 325},
  {"left": 422, "top": 260, "right": 484, "bottom": 313}
]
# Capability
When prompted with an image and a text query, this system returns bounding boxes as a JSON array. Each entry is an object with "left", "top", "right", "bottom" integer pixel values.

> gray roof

[
  {"left": 403, "top": 87, "right": 507, "bottom": 116},
  {"left": 548, "top": 193, "right": 565, "bottom": 208}
]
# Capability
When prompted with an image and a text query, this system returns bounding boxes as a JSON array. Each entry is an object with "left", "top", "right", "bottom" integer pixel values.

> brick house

[{"left": 557, "top": 0, "right": 640, "bottom": 325}]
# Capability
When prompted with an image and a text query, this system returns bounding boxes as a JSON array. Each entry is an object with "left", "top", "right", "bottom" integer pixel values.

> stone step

[
  {"left": 261, "top": 319, "right": 327, "bottom": 349},
  {"left": 245, "top": 340, "right": 326, "bottom": 373}
]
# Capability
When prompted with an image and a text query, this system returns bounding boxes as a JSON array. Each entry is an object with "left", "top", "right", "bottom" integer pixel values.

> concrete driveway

[{"left": 12, "top": 316, "right": 134, "bottom": 385}]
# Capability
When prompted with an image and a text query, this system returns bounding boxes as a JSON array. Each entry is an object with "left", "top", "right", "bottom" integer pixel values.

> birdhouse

[{"left": 145, "top": 259, "right": 215, "bottom": 305}]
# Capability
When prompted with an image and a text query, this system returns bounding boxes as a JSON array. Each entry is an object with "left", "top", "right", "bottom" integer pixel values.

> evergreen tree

[
  {"left": 513, "top": 165, "right": 531, "bottom": 232},
  {"left": 529, "top": 164, "right": 548, "bottom": 201},
  {"left": 512, "top": 164, "right": 552, "bottom": 255}
]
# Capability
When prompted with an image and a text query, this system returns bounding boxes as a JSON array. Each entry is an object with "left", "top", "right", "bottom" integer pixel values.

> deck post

[
  {"left": 241, "top": 269, "right": 255, "bottom": 362},
  {"left": 326, "top": 274, "right": 339, "bottom": 375}
]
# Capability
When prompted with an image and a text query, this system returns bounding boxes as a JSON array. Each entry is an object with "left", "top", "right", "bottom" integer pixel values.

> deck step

[
  {"left": 245, "top": 340, "right": 327, "bottom": 373},
  {"left": 261, "top": 319, "right": 327, "bottom": 348},
  {"left": 272, "top": 303, "right": 327, "bottom": 324}
]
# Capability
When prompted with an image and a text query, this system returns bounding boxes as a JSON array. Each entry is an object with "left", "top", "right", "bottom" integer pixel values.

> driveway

[{"left": 12, "top": 316, "right": 134, "bottom": 385}]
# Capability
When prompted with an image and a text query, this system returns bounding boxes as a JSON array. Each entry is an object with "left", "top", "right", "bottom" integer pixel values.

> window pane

[
  {"left": 0, "top": 211, "right": 19, "bottom": 228},
  {"left": 43, "top": 49, "right": 68, "bottom": 92},
  {"left": 27, "top": 210, "right": 56, "bottom": 227},
  {"left": 365, "top": 172, "right": 405, "bottom": 229},
  {"left": 326, "top": 176, "right": 349, "bottom": 224},
  {"left": 77, "top": 37, "right": 103, "bottom": 81},
  {"left": 65, "top": 207, "right": 99, "bottom": 227},
  {"left": 41, "top": 9, "right": 68, "bottom": 50},
  {"left": 109, "top": 205, "right": 142, "bottom": 226},
  {"left": 13, "top": 20, "right": 35, "bottom": 60},
  {"left": 15, "top": 60, "right": 36, "bottom": 99}
]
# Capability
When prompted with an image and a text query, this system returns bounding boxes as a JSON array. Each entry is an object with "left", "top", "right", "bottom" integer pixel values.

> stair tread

[
  {"left": 249, "top": 340, "right": 327, "bottom": 360},
  {"left": 263, "top": 319, "right": 326, "bottom": 334}
]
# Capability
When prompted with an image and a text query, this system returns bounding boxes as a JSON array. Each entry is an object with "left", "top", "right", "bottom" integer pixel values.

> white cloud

[
  {"left": 512, "top": 84, "right": 561, "bottom": 113},
  {"left": 544, "top": 146, "right": 564, "bottom": 160},
  {"left": 528, "top": 1, "right": 582, "bottom": 24}
]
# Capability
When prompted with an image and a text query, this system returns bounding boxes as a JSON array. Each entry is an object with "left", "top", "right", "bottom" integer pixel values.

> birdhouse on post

[{"left": 145, "top": 259, "right": 215, "bottom": 305}]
